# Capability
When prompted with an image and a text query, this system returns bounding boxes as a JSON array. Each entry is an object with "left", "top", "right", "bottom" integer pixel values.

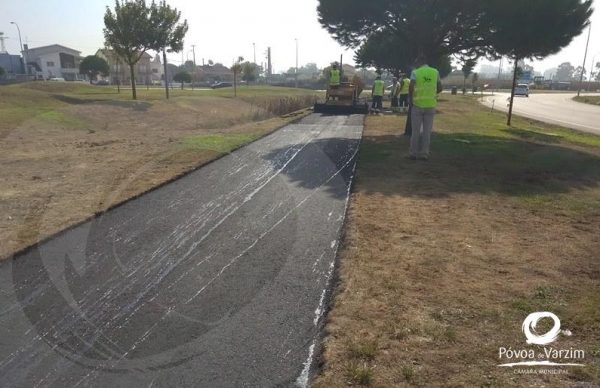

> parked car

[
  {"left": 95, "top": 79, "right": 110, "bottom": 86},
  {"left": 48, "top": 77, "right": 66, "bottom": 82},
  {"left": 514, "top": 83, "right": 529, "bottom": 97},
  {"left": 211, "top": 82, "right": 233, "bottom": 89}
]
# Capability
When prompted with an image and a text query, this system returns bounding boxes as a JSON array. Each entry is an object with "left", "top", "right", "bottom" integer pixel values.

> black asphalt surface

[{"left": 0, "top": 114, "right": 363, "bottom": 387}]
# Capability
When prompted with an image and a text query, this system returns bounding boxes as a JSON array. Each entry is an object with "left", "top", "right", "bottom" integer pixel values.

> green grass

[
  {"left": 441, "top": 97, "right": 600, "bottom": 148},
  {"left": 34, "top": 110, "right": 85, "bottom": 128},
  {"left": 182, "top": 133, "right": 259, "bottom": 153},
  {"left": 360, "top": 95, "right": 600, "bottom": 216},
  {"left": 0, "top": 82, "right": 320, "bottom": 133},
  {"left": 573, "top": 95, "right": 600, "bottom": 106},
  {"left": 346, "top": 362, "right": 373, "bottom": 386},
  {"left": 347, "top": 340, "right": 378, "bottom": 361}
]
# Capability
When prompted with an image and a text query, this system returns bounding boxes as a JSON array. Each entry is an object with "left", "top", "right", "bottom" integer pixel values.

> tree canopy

[
  {"left": 483, "top": 0, "right": 592, "bottom": 61},
  {"left": 0, "top": 66, "right": 5, "bottom": 77},
  {"left": 104, "top": 0, "right": 188, "bottom": 100},
  {"left": 173, "top": 70, "right": 191, "bottom": 89},
  {"left": 149, "top": 0, "right": 188, "bottom": 54},
  {"left": 104, "top": 0, "right": 154, "bottom": 99},
  {"left": 556, "top": 62, "right": 576, "bottom": 81},
  {"left": 79, "top": 55, "right": 110, "bottom": 83},
  {"left": 318, "top": 0, "right": 489, "bottom": 62},
  {"left": 318, "top": 0, "right": 592, "bottom": 73},
  {"left": 242, "top": 62, "right": 261, "bottom": 83}
]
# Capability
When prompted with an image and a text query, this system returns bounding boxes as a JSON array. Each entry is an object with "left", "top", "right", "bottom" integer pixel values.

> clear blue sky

[{"left": 1, "top": 0, "right": 598, "bottom": 73}]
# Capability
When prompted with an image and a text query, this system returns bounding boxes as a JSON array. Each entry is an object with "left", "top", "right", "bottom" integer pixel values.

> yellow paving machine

[{"left": 314, "top": 62, "right": 369, "bottom": 115}]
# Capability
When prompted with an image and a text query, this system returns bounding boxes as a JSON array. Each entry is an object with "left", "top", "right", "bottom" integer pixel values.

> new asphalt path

[{"left": 0, "top": 114, "right": 363, "bottom": 387}]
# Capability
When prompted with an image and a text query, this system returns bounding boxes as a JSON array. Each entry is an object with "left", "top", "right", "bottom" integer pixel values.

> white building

[
  {"left": 23, "top": 44, "right": 83, "bottom": 81},
  {"left": 150, "top": 54, "right": 164, "bottom": 84}
]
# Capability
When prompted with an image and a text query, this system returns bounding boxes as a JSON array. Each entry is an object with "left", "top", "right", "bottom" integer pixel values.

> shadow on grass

[
  {"left": 51, "top": 94, "right": 151, "bottom": 111},
  {"left": 355, "top": 132, "right": 600, "bottom": 198},
  {"left": 502, "top": 127, "right": 563, "bottom": 144},
  {"left": 264, "top": 128, "right": 600, "bottom": 200}
]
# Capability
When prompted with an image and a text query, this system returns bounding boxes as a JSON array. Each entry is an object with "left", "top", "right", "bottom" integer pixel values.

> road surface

[
  {"left": 0, "top": 114, "right": 363, "bottom": 387},
  {"left": 480, "top": 93, "right": 600, "bottom": 135}
]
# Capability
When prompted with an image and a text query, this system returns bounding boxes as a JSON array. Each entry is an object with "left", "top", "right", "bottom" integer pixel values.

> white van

[{"left": 514, "top": 83, "right": 529, "bottom": 97}]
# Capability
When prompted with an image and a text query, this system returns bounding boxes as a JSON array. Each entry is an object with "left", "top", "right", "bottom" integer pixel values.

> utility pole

[
  {"left": 10, "top": 22, "right": 26, "bottom": 74},
  {"left": 496, "top": 57, "right": 503, "bottom": 93},
  {"left": 267, "top": 47, "right": 272, "bottom": 83},
  {"left": 295, "top": 38, "right": 298, "bottom": 88},
  {"left": 590, "top": 54, "right": 596, "bottom": 86},
  {"left": 507, "top": 57, "right": 519, "bottom": 126},
  {"left": 578, "top": 23, "right": 592, "bottom": 97},
  {"left": 191, "top": 45, "right": 197, "bottom": 90}
]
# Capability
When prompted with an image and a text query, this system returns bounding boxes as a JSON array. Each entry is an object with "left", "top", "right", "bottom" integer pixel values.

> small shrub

[{"left": 347, "top": 361, "right": 373, "bottom": 386}]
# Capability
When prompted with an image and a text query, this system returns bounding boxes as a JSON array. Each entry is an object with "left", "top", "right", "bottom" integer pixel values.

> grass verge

[
  {"left": 573, "top": 95, "right": 600, "bottom": 106},
  {"left": 313, "top": 95, "right": 600, "bottom": 387}
]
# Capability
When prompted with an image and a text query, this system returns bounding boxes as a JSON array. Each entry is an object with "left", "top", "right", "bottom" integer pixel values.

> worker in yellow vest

[
  {"left": 329, "top": 63, "right": 341, "bottom": 88},
  {"left": 408, "top": 56, "right": 443, "bottom": 160},
  {"left": 398, "top": 73, "right": 411, "bottom": 112},
  {"left": 371, "top": 75, "right": 385, "bottom": 112}
]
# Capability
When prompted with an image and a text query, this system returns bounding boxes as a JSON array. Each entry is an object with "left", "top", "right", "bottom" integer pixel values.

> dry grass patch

[
  {"left": 0, "top": 83, "right": 315, "bottom": 259},
  {"left": 314, "top": 96, "right": 600, "bottom": 387}
]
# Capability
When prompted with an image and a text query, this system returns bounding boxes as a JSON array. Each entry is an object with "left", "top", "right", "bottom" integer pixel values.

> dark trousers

[
  {"left": 391, "top": 97, "right": 399, "bottom": 107},
  {"left": 404, "top": 105, "right": 412, "bottom": 136},
  {"left": 371, "top": 96, "right": 383, "bottom": 110},
  {"left": 399, "top": 94, "right": 409, "bottom": 107}
]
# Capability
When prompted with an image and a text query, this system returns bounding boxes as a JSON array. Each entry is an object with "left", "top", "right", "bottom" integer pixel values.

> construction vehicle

[
  {"left": 314, "top": 76, "right": 369, "bottom": 115},
  {"left": 314, "top": 57, "right": 369, "bottom": 115}
]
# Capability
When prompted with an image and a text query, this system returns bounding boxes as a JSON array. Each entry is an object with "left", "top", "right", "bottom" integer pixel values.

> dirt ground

[
  {"left": 313, "top": 97, "right": 600, "bottom": 387},
  {"left": 0, "top": 83, "right": 315, "bottom": 260}
]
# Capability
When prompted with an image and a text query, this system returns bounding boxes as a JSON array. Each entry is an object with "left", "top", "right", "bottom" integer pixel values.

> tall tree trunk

[
  {"left": 129, "top": 63, "right": 137, "bottom": 100},
  {"left": 234, "top": 71, "right": 237, "bottom": 97},
  {"left": 163, "top": 49, "right": 169, "bottom": 99},
  {"left": 507, "top": 57, "right": 519, "bottom": 126},
  {"left": 116, "top": 60, "right": 121, "bottom": 94},
  {"left": 181, "top": 82, "right": 184, "bottom": 90}
]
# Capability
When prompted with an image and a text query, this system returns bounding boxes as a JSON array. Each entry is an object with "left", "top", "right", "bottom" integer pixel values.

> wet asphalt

[{"left": 0, "top": 113, "right": 363, "bottom": 387}]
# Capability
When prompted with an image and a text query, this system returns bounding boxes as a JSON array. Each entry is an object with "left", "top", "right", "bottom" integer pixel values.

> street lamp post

[
  {"left": 577, "top": 23, "right": 591, "bottom": 97},
  {"left": 187, "top": 48, "right": 196, "bottom": 90},
  {"left": 295, "top": 38, "right": 298, "bottom": 88},
  {"left": 590, "top": 54, "right": 596, "bottom": 86},
  {"left": 10, "top": 22, "right": 27, "bottom": 75}
]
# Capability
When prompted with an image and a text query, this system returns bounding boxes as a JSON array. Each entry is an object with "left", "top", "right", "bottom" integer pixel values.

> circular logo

[{"left": 522, "top": 312, "right": 561, "bottom": 345}]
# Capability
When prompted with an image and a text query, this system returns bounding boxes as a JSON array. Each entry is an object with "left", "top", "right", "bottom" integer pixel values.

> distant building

[
  {"left": 23, "top": 44, "right": 83, "bottom": 80},
  {"left": 96, "top": 49, "right": 153, "bottom": 85},
  {"left": 196, "top": 63, "right": 233, "bottom": 83},
  {"left": 149, "top": 54, "right": 164, "bottom": 84},
  {"left": 0, "top": 53, "right": 24, "bottom": 76}
]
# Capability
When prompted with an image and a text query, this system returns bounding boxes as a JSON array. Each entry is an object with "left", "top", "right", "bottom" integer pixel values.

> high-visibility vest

[
  {"left": 399, "top": 78, "right": 410, "bottom": 95},
  {"left": 373, "top": 80, "right": 384, "bottom": 96},
  {"left": 413, "top": 65, "right": 439, "bottom": 108},
  {"left": 330, "top": 69, "right": 340, "bottom": 86}
]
